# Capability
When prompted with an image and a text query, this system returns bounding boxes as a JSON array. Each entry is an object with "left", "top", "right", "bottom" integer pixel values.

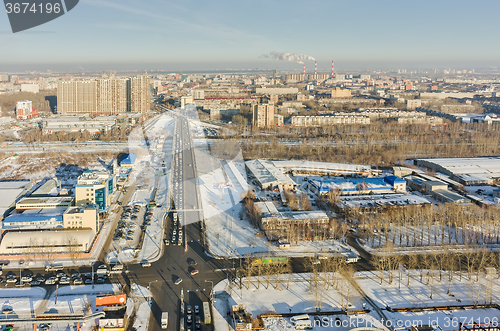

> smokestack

[
  {"left": 314, "top": 61, "right": 317, "bottom": 75},
  {"left": 303, "top": 64, "right": 305, "bottom": 75},
  {"left": 332, "top": 60, "right": 334, "bottom": 77}
]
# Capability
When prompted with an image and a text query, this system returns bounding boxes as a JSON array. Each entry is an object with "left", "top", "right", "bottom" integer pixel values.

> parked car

[{"left": 190, "top": 270, "right": 199, "bottom": 276}]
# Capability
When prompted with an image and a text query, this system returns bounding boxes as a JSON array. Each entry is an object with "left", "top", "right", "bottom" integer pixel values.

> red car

[{"left": 190, "top": 269, "right": 199, "bottom": 276}]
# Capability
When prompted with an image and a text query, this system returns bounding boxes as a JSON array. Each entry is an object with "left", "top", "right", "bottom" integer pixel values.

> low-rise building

[
  {"left": 0, "top": 228, "right": 95, "bottom": 254},
  {"left": 245, "top": 159, "right": 296, "bottom": 190},
  {"left": 41, "top": 117, "right": 116, "bottom": 134},
  {"left": 63, "top": 205, "right": 99, "bottom": 232},
  {"left": 256, "top": 201, "right": 330, "bottom": 240},
  {"left": 96, "top": 294, "right": 129, "bottom": 331},
  {"left": 396, "top": 116, "right": 443, "bottom": 124},
  {"left": 0, "top": 180, "right": 32, "bottom": 219},
  {"left": 16, "top": 196, "right": 74, "bottom": 211},
  {"left": 291, "top": 115, "right": 370, "bottom": 126},
  {"left": 75, "top": 170, "right": 115, "bottom": 213},
  {"left": 308, "top": 175, "right": 406, "bottom": 196}
]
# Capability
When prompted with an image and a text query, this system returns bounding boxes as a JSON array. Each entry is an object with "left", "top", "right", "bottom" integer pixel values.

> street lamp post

[{"left": 205, "top": 280, "right": 214, "bottom": 303}]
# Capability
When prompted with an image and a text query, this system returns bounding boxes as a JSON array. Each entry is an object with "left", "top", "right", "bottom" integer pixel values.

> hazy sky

[{"left": 1, "top": 0, "right": 499, "bottom": 71}]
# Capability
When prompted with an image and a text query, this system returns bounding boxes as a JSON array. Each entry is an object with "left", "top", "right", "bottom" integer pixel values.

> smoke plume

[{"left": 260, "top": 52, "right": 316, "bottom": 64}]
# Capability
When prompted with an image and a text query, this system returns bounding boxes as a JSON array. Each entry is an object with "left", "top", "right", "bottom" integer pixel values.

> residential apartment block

[
  {"left": 57, "top": 75, "right": 150, "bottom": 115},
  {"left": 252, "top": 103, "right": 274, "bottom": 127}
]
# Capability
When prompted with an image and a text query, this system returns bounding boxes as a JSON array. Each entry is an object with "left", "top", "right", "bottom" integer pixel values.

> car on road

[
  {"left": 21, "top": 276, "right": 32, "bottom": 282},
  {"left": 195, "top": 315, "right": 201, "bottom": 324},
  {"left": 190, "top": 270, "right": 199, "bottom": 276},
  {"left": 141, "top": 261, "right": 152, "bottom": 268},
  {"left": 187, "top": 305, "right": 192, "bottom": 314},
  {"left": 59, "top": 277, "right": 70, "bottom": 285},
  {"left": 188, "top": 260, "right": 198, "bottom": 266},
  {"left": 73, "top": 278, "right": 83, "bottom": 285},
  {"left": 187, "top": 314, "right": 192, "bottom": 324},
  {"left": 45, "top": 277, "right": 57, "bottom": 285},
  {"left": 172, "top": 229, "right": 177, "bottom": 235},
  {"left": 172, "top": 235, "right": 176, "bottom": 242},
  {"left": 164, "top": 239, "right": 169, "bottom": 246},
  {"left": 174, "top": 277, "right": 182, "bottom": 285},
  {"left": 194, "top": 305, "right": 199, "bottom": 314}
]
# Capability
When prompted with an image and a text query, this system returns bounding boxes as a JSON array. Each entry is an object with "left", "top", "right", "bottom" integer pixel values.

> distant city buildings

[
  {"left": 291, "top": 114, "right": 370, "bottom": 126},
  {"left": 20, "top": 83, "right": 39, "bottom": 93},
  {"left": 57, "top": 75, "right": 150, "bottom": 115}
]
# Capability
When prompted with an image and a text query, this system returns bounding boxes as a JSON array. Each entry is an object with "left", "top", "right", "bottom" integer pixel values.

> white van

[{"left": 291, "top": 314, "right": 310, "bottom": 323}]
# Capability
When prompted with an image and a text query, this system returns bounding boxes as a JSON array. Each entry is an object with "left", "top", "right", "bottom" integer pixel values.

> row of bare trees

[
  {"left": 237, "top": 255, "right": 357, "bottom": 311},
  {"left": 374, "top": 243, "right": 500, "bottom": 305},
  {"left": 356, "top": 204, "right": 500, "bottom": 248}
]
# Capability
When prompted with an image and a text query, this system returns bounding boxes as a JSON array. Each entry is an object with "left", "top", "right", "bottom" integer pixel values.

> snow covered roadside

[{"left": 0, "top": 287, "right": 46, "bottom": 317}]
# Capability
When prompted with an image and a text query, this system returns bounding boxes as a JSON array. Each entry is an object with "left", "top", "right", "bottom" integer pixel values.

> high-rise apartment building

[
  {"left": 96, "top": 79, "right": 128, "bottom": 114},
  {"left": 57, "top": 75, "right": 150, "bottom": 115},
  {"left": 57, "top": 80, "right": 97, "bottom": 115},
  {"left": 252, "top": 104, "right": 274, "bottom": 127},
  {"left": 128, "top": 75, "right": 150, "bottom": 112}
]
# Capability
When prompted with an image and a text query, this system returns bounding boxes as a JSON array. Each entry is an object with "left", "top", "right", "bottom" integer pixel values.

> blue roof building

[
  {"left": 308, "top": 175, "right": 406, "bottom": 196},
  {"left": 120, "top": 154, "right": 137, "bottom": 167}
]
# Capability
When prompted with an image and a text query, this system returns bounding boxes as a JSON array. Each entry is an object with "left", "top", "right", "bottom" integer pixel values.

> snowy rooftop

[
  {"left": 310, "top": 176, "right": 403, "bottom": 193},
  {"left": 337, "top": 193, "right": 432, "bottom": 208},
  {"left": 272, "top": 160, "right": 371, "bottom": 174},
  {"left": 246, "top": 159, "right": 295, "bottom": 186},
  {"left": 419, "top": 157, "right": 500, "bottom": 177}
]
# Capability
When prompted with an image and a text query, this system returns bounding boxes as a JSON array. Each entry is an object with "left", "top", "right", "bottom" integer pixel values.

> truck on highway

[{"left": 161, "top": 312, "right": 168, "bottom": 329}]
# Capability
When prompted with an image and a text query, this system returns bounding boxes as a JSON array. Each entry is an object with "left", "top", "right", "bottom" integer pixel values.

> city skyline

[{"left": 1, "top": 0, "right": 500, "bottom": 71}]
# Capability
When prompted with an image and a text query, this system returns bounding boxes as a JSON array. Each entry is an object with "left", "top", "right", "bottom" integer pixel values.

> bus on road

[{"left": 203, "top": 302, "right": 211, "bottom": 324}]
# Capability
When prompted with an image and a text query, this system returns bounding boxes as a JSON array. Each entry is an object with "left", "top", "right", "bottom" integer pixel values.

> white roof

[
  {"left": 271, "top": 160, "right": 371, "bottom": 174},
  {"left": 1, "top": 228, "right": 94, "bottom": 246},
  {"left": 419, "top": 157, "right": 500, "bottom": 177}
]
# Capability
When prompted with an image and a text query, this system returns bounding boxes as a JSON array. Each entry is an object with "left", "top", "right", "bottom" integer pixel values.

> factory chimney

[
  {"left": 303, "top": 64, "right": 305, "bottom": 75},
  {"left": 314, "top": 61, "right": 317, "bottom": 75}
]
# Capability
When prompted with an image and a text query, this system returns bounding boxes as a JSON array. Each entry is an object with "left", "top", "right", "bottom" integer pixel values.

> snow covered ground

[
  {"left": 193, "top": 131, "right": 358, "bottom": 259},
  {"left": 212, "top": 271, "right": 500, "bottom": 331},
  {"left": 0, "top": 284, "right": 151, "bottom": 331}
]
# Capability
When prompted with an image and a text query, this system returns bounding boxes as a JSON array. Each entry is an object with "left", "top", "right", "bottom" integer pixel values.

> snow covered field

[{"left": 213, "top": 270, "right": 500, "bottom": 331}]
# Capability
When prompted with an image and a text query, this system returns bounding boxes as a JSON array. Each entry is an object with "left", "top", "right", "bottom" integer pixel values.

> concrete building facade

[{"left": 252, "top": 104, "right": 274, "bottom": 127}]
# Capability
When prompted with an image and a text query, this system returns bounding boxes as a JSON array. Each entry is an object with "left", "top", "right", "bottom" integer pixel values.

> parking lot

[{"left": 0, "top": 262, "right": 121, "bottom": 288}]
